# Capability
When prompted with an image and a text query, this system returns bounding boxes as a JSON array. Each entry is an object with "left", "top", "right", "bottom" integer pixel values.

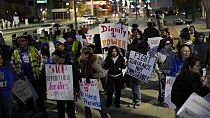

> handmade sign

[
  {"left": 99, "top": 23, "right": 128, "bottom": 50},
  {"left": 164, "top": 76, "right": 176, "bottom": 109},
  {"left": 80, "top": 78, "right": 101, "bottom": 110},
  {"left": 12, "top": 79, "right": 33, "bottom": 103},
  {"left": 127, "top": 50, "right": 156, "bottom": 83},
  {"left": 177, "top": 93, "right": 210, "bottom": 118},
  {"left": 45, "top": 64, "right": 74, "bottom": 100}
]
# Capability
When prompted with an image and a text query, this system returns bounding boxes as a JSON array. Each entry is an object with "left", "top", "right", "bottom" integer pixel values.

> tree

[
  {"left": 202, "top": 0, "right": 210, "bottom": 28},
  {"left": 174, "top": 0, "right": 201, "bottom": 21},
  {"left": 77, "top": 3, "right": 90, "bottom": 17}
]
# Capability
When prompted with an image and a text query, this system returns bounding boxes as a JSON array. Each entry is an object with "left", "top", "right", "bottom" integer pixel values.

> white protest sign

[
  {"left": 99, "top": 23, "right": 128, "bottom": 50},
  {"left": 177, "top": 92, "right": 210, "bottom": 118},
  {"left": 164, "top": 76, "right": 176, "bottom": 109},
  {"left": 45, "top": 64, "right": 74, "bottom": 100},
  {"left": 204, "top": 93, "right": 210, "bottom": 103},
  {"left": 147, "top": 37, "right": 162, "bottom": 52},
  {"left": 76, "top": 35, "right": 83, "bottom": 47},
  {"left": 85, "top": 34, "right": 94, "bottom": 44},
  {"left": 127, "top": 50, "right": 156, "bottom": 83},
  {"left": 12, "top": 79, "right": 33, "bottom": 103},
  {"left": 80, "top": 78, "right": 101, "bottom": 110}
]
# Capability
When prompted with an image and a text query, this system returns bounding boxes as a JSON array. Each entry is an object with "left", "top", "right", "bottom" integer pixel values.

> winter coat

[
  {"left": 103, "top": 55, "right": 126, "bottom": 76},
  {"left": 171, "top": 73, "right": 210, "bottom": 108},
  {"left": 193, "top": 42, "right": 210, "bottom": 68}
]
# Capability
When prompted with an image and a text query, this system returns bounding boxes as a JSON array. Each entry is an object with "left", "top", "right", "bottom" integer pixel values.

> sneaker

[{"left": 135, "top": 102, "right": 141, "bottom": 106}]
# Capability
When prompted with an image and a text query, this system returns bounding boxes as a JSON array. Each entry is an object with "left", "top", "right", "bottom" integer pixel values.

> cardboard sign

[
  {"left": 127, "top": 50, "right": 156, "bottom": 83},
  {"left": 12, "top": 79, "right": 33, "bottom": 103},
  {"left": 80, "top": 78, "right": 101, "bottom": 110},
  {"left": 45, "top": 64, "right": 74, "bottom": 100},
  {"left": 164, "top": 76, "right": 176, "bottom": 109},
  {"left": 147, "top": 37, "right": 162, "bottom": 53},
  {"left": 85, "top": 34, "right": 94, "bottom": 44},
  {"left": 159, "top": 70, "right": 170, "bottom": 98},
  {"left": 99, "top": 23, "right": 128, "bottom": 50},
  {"left": 177, "top": 92, "right": 210, "bottom": 118}
]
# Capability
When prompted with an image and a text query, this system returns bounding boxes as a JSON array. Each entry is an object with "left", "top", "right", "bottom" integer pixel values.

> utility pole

[
  {"left": 74, "top": 0, "right": 78, "bottom": 31},
  {"left": 135, "top": 0, "right": 138, "bottom": 19}
]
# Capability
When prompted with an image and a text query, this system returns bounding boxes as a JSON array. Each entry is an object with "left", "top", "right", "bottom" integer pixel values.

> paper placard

[
  {"left": 80, "top": 78, "right": 101, "bottom": 110},
  {"left": 99, "top": 23, "right": 128, "bottom": 50},
  {"left": 127, "top": 50, "right": 156, "bottom": 83},
  {"left": 45, "top": 64, "right": 74, "bottom": 100},
  {"left": 12, "top": 79, "right": 33, "bottom": 103},
  {"left": 164, "top": 76, "right": 176, "bottom": 109},
  {"left": 177, "top": 92, "right": 210, "bottom": 118}
]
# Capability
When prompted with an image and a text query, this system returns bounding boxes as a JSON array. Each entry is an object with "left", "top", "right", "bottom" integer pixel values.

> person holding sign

[
  {"left": 80, "top": 47, "right": 108, "bottom": 118},
  {"left": 51, "top": 38, "right": 79, "bottom": 118},
  {"left": 127, "top": 30, "right": 149, "bottom": 108},
  {"left": 171, "top": 57, "right": 210, "bottom": 116},
  {"left": 103, "top": 46, "right": 126, "bottom": 108},
  {"left": 0, "top": 54, "right": 14, "bottom": 118}
]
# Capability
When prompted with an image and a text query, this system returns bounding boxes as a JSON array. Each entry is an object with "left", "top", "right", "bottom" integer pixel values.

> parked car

[
  {"left": 87, "top": 16, "right": 100, "bottom": 25},
  {"left": 174, "top": 18, "right": 184, "bottom": 25},
  {"left": 37, "top": 23, "right": 61, "bottom": 34}
]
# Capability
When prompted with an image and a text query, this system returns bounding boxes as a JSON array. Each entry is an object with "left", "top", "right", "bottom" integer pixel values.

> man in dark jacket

[
  {"left": 157, "top": 28, "right": 172, "bottom": 52},
  {"left": 193, "top": 33, "right": 210, "bottom": 69},
  {"left": 143, "top": 22, "right": 160, "bottom": 39}
]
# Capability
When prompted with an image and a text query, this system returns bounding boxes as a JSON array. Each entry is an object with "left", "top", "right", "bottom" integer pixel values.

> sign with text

[
  {"left": 45, "top": 64, "right": 74, "bottom": 100},
  {"left": 12, "top": 79, "right": 33, "bottom": 103},
  {"left": 80, "top": 78, "right": 101, "bottom": 110},
  {"left": 177, "top": 93, "right": 210, "bottom": 118},
  {"left": 147, "top": 37, "right": 162, "bottom": 53},
  {"left": 85, "top": 34, "right": 94, "bottom": 44},
  {"left": 99, "top": 23, "right": 128, "bottom": 50},
  {"left": 127, "top": 50, "right": 156, "bottom": 83},
  {"left": 164, "top": 76, "right": 176, "bottom": 109}
]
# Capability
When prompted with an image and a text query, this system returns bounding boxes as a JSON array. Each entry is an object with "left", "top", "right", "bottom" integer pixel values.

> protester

[
  {"left": 193, "top": 33, "right": 210, "bottom": 70},
  {"left": 143, "top": 22, "right": 160, "bottom": 39},
  {"left": 103, "top": 18, "right": 110, "bottom": 23},
  {"left": 82, "top": 25, "right": 88, "bottom": 33},
  {"left": 52, "top": 38, "right": 78, "bottom": 118},
  {"left": 189, "top": 25, "right": 198, "bottom": 38},
  {"left": 0, "top": 34, "right": 11, "bottom": 65},
  {"left": 10, "top": 36, "right": 43, "bottom": 115},
  {"left": 170, "top": 44, "right": 191, "bottom": 76},
  {"left": 70, "top": 24, "right": 77, "bottom": 35},
  {"left": 80, "top": 46, "right": 108, "bottom": 118},
  {"left": 127, "top": 30, "right": 149, "bottom": 108},
  {"left": 171, "top": 57, "right": 210, "bottom": 112},
  {"left": 0, "top": 54, "right": 14, "bottom": 118},
  {"left": 157, "top": 28, "right": 172, "bottom": 52},
  {"left": 103, "top": 46, "right": 126, "bottom": 108},
  {"left": 155, "top": 40, "right": 177, "bottom": 105}
]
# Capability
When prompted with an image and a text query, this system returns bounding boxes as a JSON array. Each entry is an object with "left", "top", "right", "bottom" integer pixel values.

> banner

[
  {"left": 12, "top": 79, "right": 33, "bottom": 103},
  {"left": 99, "top": 23, "right": 128, "bottom": 50},
  {"left": 177, "top": 93, "right": 210, "bottom": 118},
  {"left": 80, "top": 78, "right": 101, "bottom": 110},
  {"left": 127, "top": 50, "right": 156, "bottom": 83},
  {"left": 45, "top": 64, "right": 74, "bottom": 100},
  {"left": 164, "top": 76, "right": 176, "bottom": 109},
  {"left": 85, "top": 34, "right": 94, "bottom": 44}
]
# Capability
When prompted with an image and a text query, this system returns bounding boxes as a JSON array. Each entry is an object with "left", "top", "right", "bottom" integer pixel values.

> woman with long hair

[{"left": 103, "top": 46, "right": 126, "bottom": 108}]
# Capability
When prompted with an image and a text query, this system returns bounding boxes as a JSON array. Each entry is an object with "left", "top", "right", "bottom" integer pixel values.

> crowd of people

[{"left": 0, "top": 17, "right": 210, "bottom": 118}]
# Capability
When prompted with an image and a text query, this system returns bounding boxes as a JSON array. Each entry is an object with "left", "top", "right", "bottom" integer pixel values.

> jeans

[
  {"left": 0, "top": 94, "right": 13, "bottom": 118},
  {"left": 100, "top": 77, "right": 107, "bottom": 92},
  {"left": 84, "top": 102, "right": 108, "bottom": 118},
  {"left": 57, "top": 100, "right": 76, "bottom": 118},
  {"left": 130, "top": 80, "right": 141, "bottom": 104}
]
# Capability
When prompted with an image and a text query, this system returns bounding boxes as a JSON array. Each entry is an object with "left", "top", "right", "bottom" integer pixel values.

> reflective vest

[
  {"left": 72, "top": 39, "right": 80, "bottom": 62},
  {"left": 13, "top": 46, "right": 40, "bottom": 75}
]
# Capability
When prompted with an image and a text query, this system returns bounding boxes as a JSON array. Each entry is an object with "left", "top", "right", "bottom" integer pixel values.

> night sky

[{"left": 150, "top": 0, "right": 172, "bottom": 8}]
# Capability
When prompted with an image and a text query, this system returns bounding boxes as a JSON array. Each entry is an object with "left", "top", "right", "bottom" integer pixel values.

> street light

[
  {"left": 66, "top": 2, "right": 71, "bottom": 20},
  {"left": 74, "top": 0, "right": 78, "bottom": 31}
]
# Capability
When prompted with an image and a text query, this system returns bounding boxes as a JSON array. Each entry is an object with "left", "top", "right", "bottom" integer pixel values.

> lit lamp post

[
  {"left": 66, "top": 2, "right": 71, "bottom": 21},
  {"left": 74, "top": 0, "right": 78, "bottom": 31}
]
